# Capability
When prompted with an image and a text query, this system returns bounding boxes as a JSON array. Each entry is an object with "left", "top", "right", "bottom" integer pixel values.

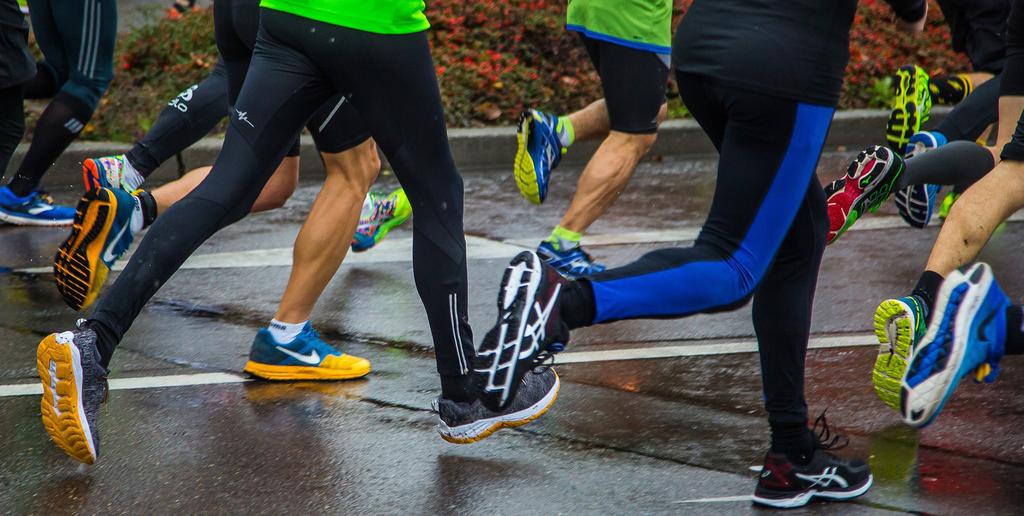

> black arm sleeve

[{"left": 883, "top": 0, "right": 927, "bottom": 23}]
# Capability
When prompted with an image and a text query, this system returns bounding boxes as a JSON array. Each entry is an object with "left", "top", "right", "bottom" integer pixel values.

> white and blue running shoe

[
  {"left": 0, "top": 186, "right": 75, "bottom": 226},
  {"left": 537, "top": 240, "right": 605, "bottom": 279},
  {"left": 895, "top": 131, "right": 947, "bottom": 228},
  {"left": 900, "top": 262, "right": 1009, "bottom": 428},
  {"left": 514, "top": 109, "right": 565, "bottom": 205}
]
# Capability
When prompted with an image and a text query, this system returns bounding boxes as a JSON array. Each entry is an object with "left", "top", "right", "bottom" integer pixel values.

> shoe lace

[
  {"left": 812, "top": 409, "right": 849, "bottom": 450},
  {"left": 36, "top": 190, "right": 56, "bottom": 205}
]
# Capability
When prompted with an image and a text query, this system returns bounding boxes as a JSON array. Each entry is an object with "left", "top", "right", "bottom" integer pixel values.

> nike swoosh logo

[
  {"left": 275, "top": 346, "right": 320, "bottom": 365},
  {"left": 102, "top": 223, "right": 132, "bottom": 263}
]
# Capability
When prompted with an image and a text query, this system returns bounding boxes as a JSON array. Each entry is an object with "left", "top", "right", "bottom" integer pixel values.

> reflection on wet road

[{"left": 2, "top": 157, "right": 1023, "bottom": 513}]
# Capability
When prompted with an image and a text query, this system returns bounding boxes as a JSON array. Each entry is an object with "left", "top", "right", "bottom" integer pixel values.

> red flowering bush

[{"left": 35, "top": 0, "right": 975, "bottom": 141}]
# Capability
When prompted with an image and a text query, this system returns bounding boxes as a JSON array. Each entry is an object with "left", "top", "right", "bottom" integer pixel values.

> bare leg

[
  {"left": 558, "top": 131, "right": 657, "bottom": 233},
  {"left": 150, "top": 156, "right": 300, "bottom": 213},
  {"left": 924, "top": 159, "right": 1024, "bottom": 275},
  {"left": 273, "top": 138, "right": 381, "bottom": 323},
  {"left": 566, "top": 99, "right": 611, "bottom": 143}
]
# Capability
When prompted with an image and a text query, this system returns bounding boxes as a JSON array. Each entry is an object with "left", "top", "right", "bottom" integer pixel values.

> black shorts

[
  {"left": 936, "top": 0, "right": 1009, "bottom": 74},
  {"left": 578, "top": 34, "right": 668, "bottom": 134},
  {"left": 214, "top": 0, "right": 369, "bottom": 156}
]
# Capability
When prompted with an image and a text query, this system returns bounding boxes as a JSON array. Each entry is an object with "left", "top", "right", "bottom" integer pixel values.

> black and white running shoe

[
  {"left": 752, "top": 415, "right": 872, "bottom": 508},
  {"left": 436, "top": 369, "right": 559, "bottom": 443},
  {"left": 473, "top": 251, "right": 570, "bottom": 411}
]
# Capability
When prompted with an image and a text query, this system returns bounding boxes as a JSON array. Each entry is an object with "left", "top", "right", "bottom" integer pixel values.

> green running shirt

[
  {"left": 566, "top": 0, "right": 672, "bottom": 54},
  {"left": 259, "top": 0, "right": 430, "bottom": 34}
]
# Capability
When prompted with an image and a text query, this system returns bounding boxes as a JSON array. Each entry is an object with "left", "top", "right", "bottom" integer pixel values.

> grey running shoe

[
  {"left": 37, "top": 328, "right": 109, "bottom": 464},
  {"left": 436, "top": 369, "right": 560, "bottom": 444}
]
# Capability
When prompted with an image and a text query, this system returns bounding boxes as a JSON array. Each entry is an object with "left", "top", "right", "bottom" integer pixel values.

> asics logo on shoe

[
  {"left": 796, "top": 467, "right": 849, "bottom": 489},
  {"left": 274, "top": 346, "right": 321, "bottom": 365},
  {"left": 235, "top": 109, "right": 255, "bottom": 128},
  {"left": 101, "top": 222, "right": 132, "bottom": 264}
]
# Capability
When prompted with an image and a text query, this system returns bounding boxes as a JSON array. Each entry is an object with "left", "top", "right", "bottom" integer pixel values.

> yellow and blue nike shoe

[
  {"left": 54, "top": 187, "right": 141, "bottom": 311},
  {"left": 901, "top": 262, "right": 1008, "bottom": 428},
  {"left": 351, "top": 188, "right": 411, "bottom": 253},
  {"left": 243, "top": 323, "right": 371, "bottom": 381},
  {"left": 873, "top": 294, "right": 928, "bottom": 410},
  {"left": 514, "top": 109, "right": 566, "bottom": 205}
]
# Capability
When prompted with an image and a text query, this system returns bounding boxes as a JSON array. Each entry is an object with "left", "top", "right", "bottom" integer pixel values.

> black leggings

[
  {"left": 90, "top": 9, "right": 472, "bottom": 378},
  {"left": 574, "top": 73, "right": 832, "bottom": 426},
  {"left": 0, "top": 84, "right": 24, "bottom": 180},
  {"left": 935, "top": 74, "right": 1000, "bottom": 142}
]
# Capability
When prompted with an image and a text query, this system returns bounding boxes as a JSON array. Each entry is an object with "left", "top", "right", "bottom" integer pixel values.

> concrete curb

[{"left": 13, "top": 107, "right": 949, "bottom": 188}]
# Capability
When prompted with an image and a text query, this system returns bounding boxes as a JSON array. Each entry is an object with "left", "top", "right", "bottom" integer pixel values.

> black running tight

[{"left": 90, "top": 9, "right": 473, "bottom": 379}]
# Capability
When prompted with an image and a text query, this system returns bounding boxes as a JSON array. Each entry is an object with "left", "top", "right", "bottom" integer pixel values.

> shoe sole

[
  {"left": 752, "top": 475, "right": 873, "bottom": 509},
  {"left": 830, "top": 148, "right": 905, "bottom": 243},
  {"left": 242, "top": 360, "right": 371, "bottom": 381},
  {"left": 478, "top": 251, "right": 551, "bottom": 410},
  {"left": 513, "top": 111, "right": 543, "bottom": 205},
  {"left": 894, "top": 185, "right": 933, "bottom": 229},
  {"left": 438, "top": 371, "right": 560, "bottom": 444},
  {"left": 82, "top": 158, "right": 102, "bottom": 192},
  {"left": 872, "top": 299, "right": 916, "bottom": 410},
  {"left": 886, "top": 67, "right": 929, "bottom": 153},
  {"left": 901, "top": 264, "right": 996, "bottom": 428},
  {"left": 54, "top": 190, "right": 116, "bottom": 311},
  {"left": 37, "top": 332, "right": 97, "bottom": 464}
]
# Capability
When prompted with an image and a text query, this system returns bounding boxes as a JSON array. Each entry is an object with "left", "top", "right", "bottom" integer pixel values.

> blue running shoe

[
  {"left": 0, "top": 186, "right": 75, "bottom": 226},
  {"left": 900, "top": 262, "right": 1009, "bottom": 428},
  {"left": 54, "top": 187, "right": 141, "bottom": 310},
  {"left": 514, "top": 109, "right": 565, "bottom": 205},
  {"left": 243, "top": 322, "right": 371, "bottom": 380},
  {"left": 895, "top": 131, "right": 947, "bottom": 228},
  {"left": 536, "top": 240, "right": 605, "bottom": 279}
]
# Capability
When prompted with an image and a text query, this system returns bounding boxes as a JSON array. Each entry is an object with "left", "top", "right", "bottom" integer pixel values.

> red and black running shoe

[{"left": 826, "top": 145, "right": 905, "bottom": 245}]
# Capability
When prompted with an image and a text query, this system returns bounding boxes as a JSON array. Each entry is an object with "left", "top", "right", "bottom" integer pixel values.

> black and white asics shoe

[
  {"left": 436, "top": 369, "right": 560, "bottom": 443},
  {"left": 473, "top": 251, "right": 570, "bottom": 411},
  {"left": 752, "top": 448, "right": 872, "bottom": 508}
]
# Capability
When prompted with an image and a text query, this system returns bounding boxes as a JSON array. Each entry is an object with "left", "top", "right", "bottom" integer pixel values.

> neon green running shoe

[
  {"left": 938, "top": 191, "right": 960, "bottom": 220},
  {"left": 886, "top": 65, "right": 932, "bottom": 154},
  {"left": 872, "top": 295, "right": 928, "bottom": 410},
  {"left": 351, "top": 188, "right": 411, "bottom": 252}
]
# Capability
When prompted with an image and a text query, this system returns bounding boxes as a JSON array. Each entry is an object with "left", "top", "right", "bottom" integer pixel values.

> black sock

[
  {"left": 1005, "top": 306, "right": 1024, "bottom": 355},
  {"left": 560, "top": 279, "right": 596, "bottom": 329},
  {"left": 770, "top": 422, "right": 814, "bottom": 465},
  {"left": 8, "top": 91, "right": 93, "bottom": 197},
  {"left": 83, "top": 319, "right": 118, "bottom": 369},
  {"left": 440, "top": 374, "right": 474, "bottom": 403},
  {"left": 912, "top": 270, "right": 944, "bottom": 317},
  {"left": 136, "top": 190, "right": 158, "bottom": 228}
]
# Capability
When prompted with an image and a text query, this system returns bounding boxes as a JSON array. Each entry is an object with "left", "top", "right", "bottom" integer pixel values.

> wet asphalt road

[{"left": 2, "top": 154, "right": 1024, "bottom": 514}]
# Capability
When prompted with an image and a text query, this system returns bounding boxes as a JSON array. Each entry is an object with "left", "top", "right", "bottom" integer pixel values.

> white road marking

[
  {"left": 0, "top": 372, "right": 248, "bottom": 398},
  {"left": 555, "top": 334, "right": 876, "bottom": 364},
  {"left": 675, "top": 495, "right": 752, "bottom": 504},
  {"left": 16, "top": 212, "right": 1024, "bottom": 274}
]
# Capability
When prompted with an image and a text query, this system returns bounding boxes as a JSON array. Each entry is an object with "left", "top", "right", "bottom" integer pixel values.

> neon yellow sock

[
  {"left": 556, "top": 116, "right": 575, "bottom": 148},
  {"left": 546, "top": 225, "right": 581, "bottom": 251}
]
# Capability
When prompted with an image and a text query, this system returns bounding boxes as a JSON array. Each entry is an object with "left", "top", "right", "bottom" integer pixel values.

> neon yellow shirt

[
  {"left": 259, "top": 0, "right": 429, "bottom": 35},
  {"left": 566, "top": 0, "right": 672, "bottom": 54}
]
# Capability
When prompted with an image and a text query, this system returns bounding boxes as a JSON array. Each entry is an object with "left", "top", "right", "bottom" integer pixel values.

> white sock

[
  {"left": 268, "top": 319, "right": 306, "bottom": 344},
  {"left": 121, "top": 155, "right": 145, "bottom": 191}
]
